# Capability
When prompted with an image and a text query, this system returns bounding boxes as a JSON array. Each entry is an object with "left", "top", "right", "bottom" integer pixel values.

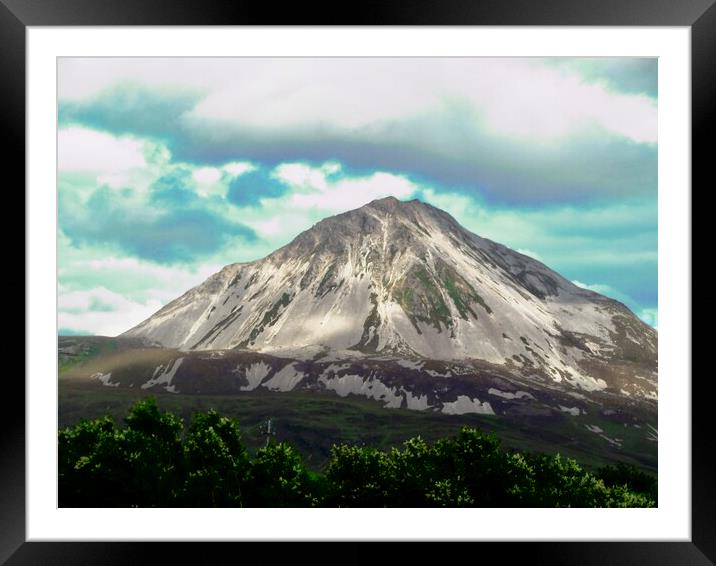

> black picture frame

[{"left": 5, "top": 1, "right": 709, "bottom": 563}]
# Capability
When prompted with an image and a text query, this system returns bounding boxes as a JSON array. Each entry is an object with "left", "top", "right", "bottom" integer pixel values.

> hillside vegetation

[{"left": 59, "top": 397, "right": 656, "bottom": 508}]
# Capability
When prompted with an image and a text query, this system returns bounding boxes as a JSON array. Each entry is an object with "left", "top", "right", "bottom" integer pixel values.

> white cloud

[
  {"left": 639, "top": 308, "right": 658, "bottom": 329},
  {"left": 251, "top": 217, "right": 284, "bottom": 237},
  {"left": 59, "top": 58, "right": 656, "bottom": 146},
  {"left": 190, "top": 166, "right": 226, "bottom": 197},
  {"left": 58, "top": 286, "right": 163, "bottom": 336},
  {"left": 469, "top": 60, "right": 656, "bottom": 143},
  {"left": 572, "top": 280, "right": 617, "bottom": 295},
  {"left": 192, "top": 166, "right": 222, "bottom": 185},
  {"left": 235, "top": 209, "right": 323, "bottom": 252},
  {"left": 58, "top": 58, "right": 236, "bottom": 100},
  {"left": 58, "top": 127, "right": 147, "bottom": 173},
  {"left": 276, "top": 164, "right": 418, "bottom": 211},
  {"left": 81, "top": 257, "right": 222, "bottom": 294},
  {"left": 183, "top": 58, "right": 656, "bottom": 145},
  {"left": 59, "top": 286, "right": 141, "bottom": 313},
  {"left": 321, "top": 162, "right": 342, "bottom": 176},
  {"left": 420, "top": 189, "right": 475, "bottom": 219},
  {"left": 58, "top": 259, "right": 229, "bottom": 335},
  {"left": 96, "top": 172, "right": 131, "bottom": 188},
  {"left": 223, "top": 161, "right": 256, "bottom": 176},
  {"left": 58, "top": 58, "right": 657, "bottom": 204},
  {"left": 273, "top": 162, "right": 339, "bottom": 191}
]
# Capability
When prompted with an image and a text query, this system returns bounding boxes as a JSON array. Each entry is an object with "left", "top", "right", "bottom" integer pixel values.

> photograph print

[{"left": 57, "top": 57, "right": 658, "bottom": 508}]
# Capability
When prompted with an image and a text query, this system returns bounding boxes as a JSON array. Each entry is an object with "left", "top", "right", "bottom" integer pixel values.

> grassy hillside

[
  {"left": 58, "top": 336, "right": 657, "bottom": 474},
  {"left": 59, "top": 379, "right": 656, "bottom": 473}
]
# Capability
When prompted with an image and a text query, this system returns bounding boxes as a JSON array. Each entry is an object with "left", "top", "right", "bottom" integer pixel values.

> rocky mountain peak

[
  {"left": 123, "top": 198, "right": 656, "bottom": 405},
  {"left": 364, "top": 195, "right": 418, "bottom": 214}
]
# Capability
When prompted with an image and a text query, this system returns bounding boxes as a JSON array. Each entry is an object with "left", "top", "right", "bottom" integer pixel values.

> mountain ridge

[{"left": 122, "top": 197, "right": 657, "bottom": 402}]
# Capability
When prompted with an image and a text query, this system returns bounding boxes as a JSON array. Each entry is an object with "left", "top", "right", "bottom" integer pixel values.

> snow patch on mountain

[
  {"left": 402, "top": 389, "right": 432, "bottom": 410},
  {"left": 442, "top": 395, "right": 495, "bottom": 415},
  {"left": 141, "top": 357, "right": 183, "bottom": 392},
  {"left": 92, "top": 372, "right": 119, "bottom": 387},
  {"left": 318, "top": 373, "right": 403, "bottom": 408},
  {"left": 396, "top": 359, "right": 424, "bottom": 371},
  {"left": 238, "top": 362, "right": 271, "bottom": 391},
  {"left": 488, "top": 388, "right": 535, "bottom": 400},
  {"left": 263, "top": 363, "right": 305, "bottom": 392}
]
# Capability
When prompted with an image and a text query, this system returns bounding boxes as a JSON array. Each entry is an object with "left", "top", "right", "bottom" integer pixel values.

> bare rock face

[{"left": 122, "top": 197, "right": 657, "bottom": 402}]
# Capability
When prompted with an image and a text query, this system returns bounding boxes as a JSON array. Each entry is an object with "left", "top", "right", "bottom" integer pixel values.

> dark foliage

[
  {"left": 596, "top": 462, "right": 658, "bottom": 502},
  {"left": 58, "top": 398, "right": 656, "bottom": 508}
]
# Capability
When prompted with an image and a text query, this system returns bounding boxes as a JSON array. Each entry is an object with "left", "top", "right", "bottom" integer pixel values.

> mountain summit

[{"left": 123, "top": 197, "right": 657, "bottom": 400}]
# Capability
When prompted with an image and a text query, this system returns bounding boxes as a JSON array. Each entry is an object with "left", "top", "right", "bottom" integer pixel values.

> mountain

[
  {"left": 59, "top": 197, "right": 658, "bottom": 467},
  {"left": 122, "top": 196, "right": 657, "bottom": 403},
  {"left": 53, "top": 198, "right": 658, "bottom": 471}
]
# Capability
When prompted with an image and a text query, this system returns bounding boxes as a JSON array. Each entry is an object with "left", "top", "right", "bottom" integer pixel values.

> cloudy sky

[{"left": 57, "top": 57, "right": 657, "bottom": 336}]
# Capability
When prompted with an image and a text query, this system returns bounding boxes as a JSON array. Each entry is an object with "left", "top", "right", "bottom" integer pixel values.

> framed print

[{"left": 5, "top": 0, "right": 711, "bottom": 564}]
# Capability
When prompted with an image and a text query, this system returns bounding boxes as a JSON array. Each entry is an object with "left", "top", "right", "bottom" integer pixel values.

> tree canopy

[{"left": 59, "top": 397, "right": 656, "bottom": 508}]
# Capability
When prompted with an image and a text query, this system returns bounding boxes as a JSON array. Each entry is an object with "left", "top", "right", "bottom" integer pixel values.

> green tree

[
  {"left": 324, "top": 444, "right": 390, "bottom": 507},
  {"left": 58, "top": 397, "right": 184, "bottom": 507},
  {"left": 123, "top": 396, "right": 184, "bottom": 506},
  {"left": 58, "top": 403, "right": 657, "bottom": 509},
  {"left": 58, "top": 416, "right": 125, "bottom": 507},
  {"left": 182, "top": 409, "right": 249, "bottom": 507},
  {"left": 384, "top": 436, "right": 441, "bottom": 506},
  {"left": 246, "top": 441, "right": 316, "bottom": 507},
  {"left": 432, "top": 427, "right": 512, "bottom": 506}
]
